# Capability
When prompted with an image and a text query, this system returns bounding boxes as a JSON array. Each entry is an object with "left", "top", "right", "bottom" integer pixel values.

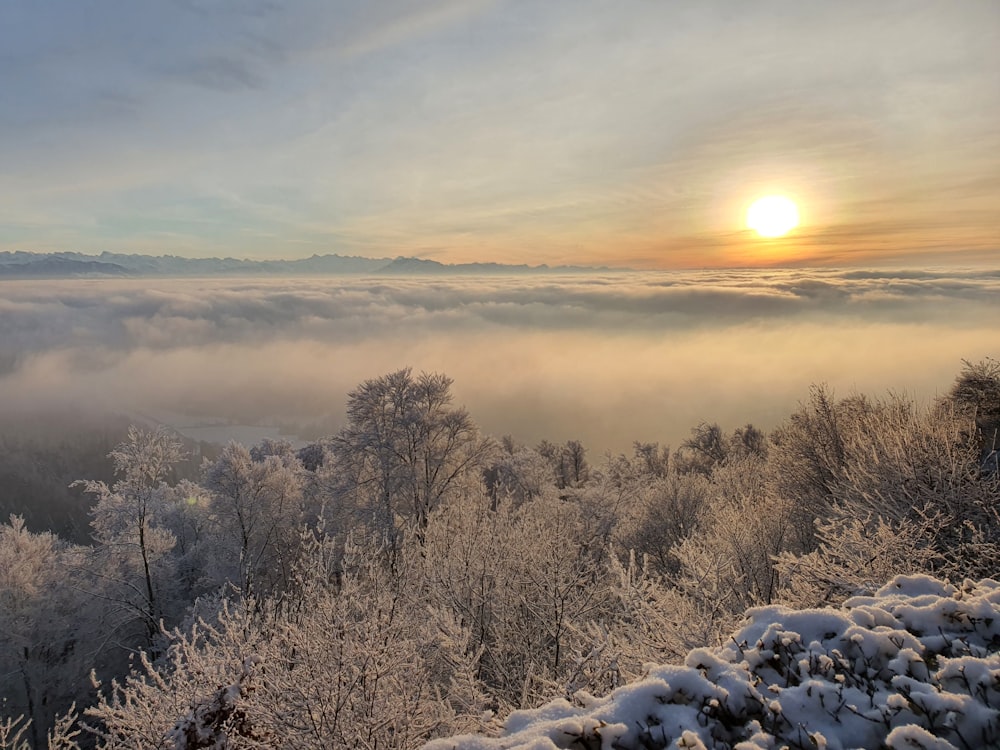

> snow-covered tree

[
  {"left": 674, "top": 422, "right": 767, "bottom": 476},
  {"left": 84, "top": 531, "right": 489, "bottom": 749},
  {"left": 0, "top": 517, "right": 95, "bottom": 747},
  {"left": 680, "top": 456, "right": 794, "bottom": 609},
  {"left": 613, "top": 472, "right": 710, "bottom": 576},
  {"left": 155, "top": 480, "right": 215, "bottom": 601},
  {"left": 824, "top": 395, "right": 1000, "bottom": 579},
  {"left": 414, "top": 489, "right": 615, "bottom": 711},
  {"left": 535, "top": 440, "right": 589, "bottom": 489},
  {"left": 485, "top": 444, "right": 557, "bottom": 506},
  {"left": 202, "top": 442, "right": 304, "bottom": 598},
  {"left": 74, "top": 426, "right": 185, "bottom": 644},
  {"left": 768, "top": 386, "right": 861, "bottom": 550},
  {"left": 328, "top": 369, "right": 494, "bottom": 540}
]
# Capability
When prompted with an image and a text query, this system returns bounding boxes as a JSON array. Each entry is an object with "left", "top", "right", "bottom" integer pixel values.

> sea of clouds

[{"left": 1, "top": 268, "right": 997, "bottom": 455}]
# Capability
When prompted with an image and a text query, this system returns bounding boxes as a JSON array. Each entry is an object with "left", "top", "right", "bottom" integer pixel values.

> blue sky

[{"left": 2, "top": 0, "right": 998, "bottom": 267}]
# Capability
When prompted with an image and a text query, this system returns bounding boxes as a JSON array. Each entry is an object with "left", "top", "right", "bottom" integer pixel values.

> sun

[{"left": 747, "top": 195, "right": 799, "bottom": 238}]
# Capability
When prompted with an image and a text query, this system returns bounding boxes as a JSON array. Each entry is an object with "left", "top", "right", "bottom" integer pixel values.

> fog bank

[{"left": 1, "top": 269, "right": 996, "bottom": 455}]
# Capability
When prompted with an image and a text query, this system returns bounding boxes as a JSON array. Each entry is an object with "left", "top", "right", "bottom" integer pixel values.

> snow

[{"left": 425, "top": 575, "right": 1000, "bottom": 750}]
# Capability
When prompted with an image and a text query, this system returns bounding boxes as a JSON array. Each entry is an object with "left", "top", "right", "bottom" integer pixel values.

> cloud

[
  {"left": 1, "top": 270, "right": 998, "bottom": 357},
  {"left": 0, "top": 270, "right": 997, "bottom": 454},
  {"left": 4, "top": 269, "right": 1000, "bottom": 349}
]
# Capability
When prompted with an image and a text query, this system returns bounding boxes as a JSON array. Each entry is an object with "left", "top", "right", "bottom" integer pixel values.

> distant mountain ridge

[
  {"left": 0, "top": 251, "right": 609, "bottom": 277},
  {"left": 0, "top": 256, "right": 133, "bottom": 277}
]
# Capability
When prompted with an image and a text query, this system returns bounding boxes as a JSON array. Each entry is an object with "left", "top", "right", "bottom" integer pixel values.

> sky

[
  {"left": 2, "top": 271, "right": 997, "bottom": 456},
  {"left": 2, "top": 0, "right": 998, "bottom": 268}
]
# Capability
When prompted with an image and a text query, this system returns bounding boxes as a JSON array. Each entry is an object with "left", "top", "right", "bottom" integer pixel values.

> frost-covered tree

[
  {"left": 503, "top": 496, "right": 609, "bottom": 698},
  {"left": 408, "top": 489, "right": 520, "bottom": 702},
  {"left": 675, "top": 422, "right": 728, "bottom": 475},
  {"left": 651, "top": 455, "right": 797, "bottom": 648},
  {"left": 0, "top": 518, "right": 96, "bottom": 747},
  {"left": 75, "top": 426, "right": 185, "bottom": 644},
  {"left": 767, "top": 386, "right": 859, "bottom": 549},
  {"left": 536, "top": 440, "right": 589, "bottom": 489},
  {"left": 674, "top": 422, "right": 767, "bottom": 476},
  {"left": 630, "top": 441, "right": 671, "bottom": 478},
  {"left": 202, "top": 442, "right": 304, "bottom": 598},
  {"left": 329, "top": 369, "right": 493, "bottom": 540},
  {"left": 484, "top": 444, "right": 557, "bottom": 506},
  {"left": 763, "top": 384, "right": 1000, "bottom": 597},
  {"left": 155, "top": 480, "right": 216, "bottom": 600},
  {"left": 83, "top": 531, "right": 489, "bottom": 749},
  {"left": 823, "top": 395, "right": 1000, "bottom": 579},
  {"left": 414, "top": 489, "right": 615, "bottom": 711},
  {"left": 613, "top": 472, "right": 710, "bottom": 577}
]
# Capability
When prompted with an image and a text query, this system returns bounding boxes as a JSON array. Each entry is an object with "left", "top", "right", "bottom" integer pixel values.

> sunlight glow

[{"left": 747, "top": 196, "right": 799, "bottom": 238}]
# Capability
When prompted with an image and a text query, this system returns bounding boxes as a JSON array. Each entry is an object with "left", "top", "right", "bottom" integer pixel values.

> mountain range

[{"left": 0, "top": 251, "right": 609, "bottom": 277}]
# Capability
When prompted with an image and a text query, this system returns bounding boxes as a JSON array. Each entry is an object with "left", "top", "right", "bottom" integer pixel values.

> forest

[{"left": 1, "top": 359, "right": 998, "bottom": 749}]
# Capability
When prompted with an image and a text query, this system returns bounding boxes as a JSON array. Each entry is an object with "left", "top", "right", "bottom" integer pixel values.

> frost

[{"left": 430, "top": 575, "right": 1000, "bottom": 749}]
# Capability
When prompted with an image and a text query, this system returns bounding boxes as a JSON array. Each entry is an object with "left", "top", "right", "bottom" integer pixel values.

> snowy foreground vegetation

[
  {"left": 429, "top": 575, "right": 1000, "bottom": 750},
  {"left": 1, "top": 360, "right": 998, "bottom": 749}
]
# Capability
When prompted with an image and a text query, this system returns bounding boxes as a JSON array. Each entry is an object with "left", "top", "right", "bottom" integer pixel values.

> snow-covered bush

[
  {"left": 428, "top": 575, "right": 1000, "bottom": 750},
  {"left": 830, "top": 397, "right": 1000, "bottom": 579},
  {"left": 770, "top": 388, "right": 1000, "bottom": 578},
  {"left": 774, "top": 515, "right": 945, "bottom": 609}
]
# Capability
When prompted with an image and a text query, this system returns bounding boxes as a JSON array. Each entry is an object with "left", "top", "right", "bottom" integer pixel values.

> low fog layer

[{"left": 1, "top": 269, "right": 997, "bottom": 454}]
